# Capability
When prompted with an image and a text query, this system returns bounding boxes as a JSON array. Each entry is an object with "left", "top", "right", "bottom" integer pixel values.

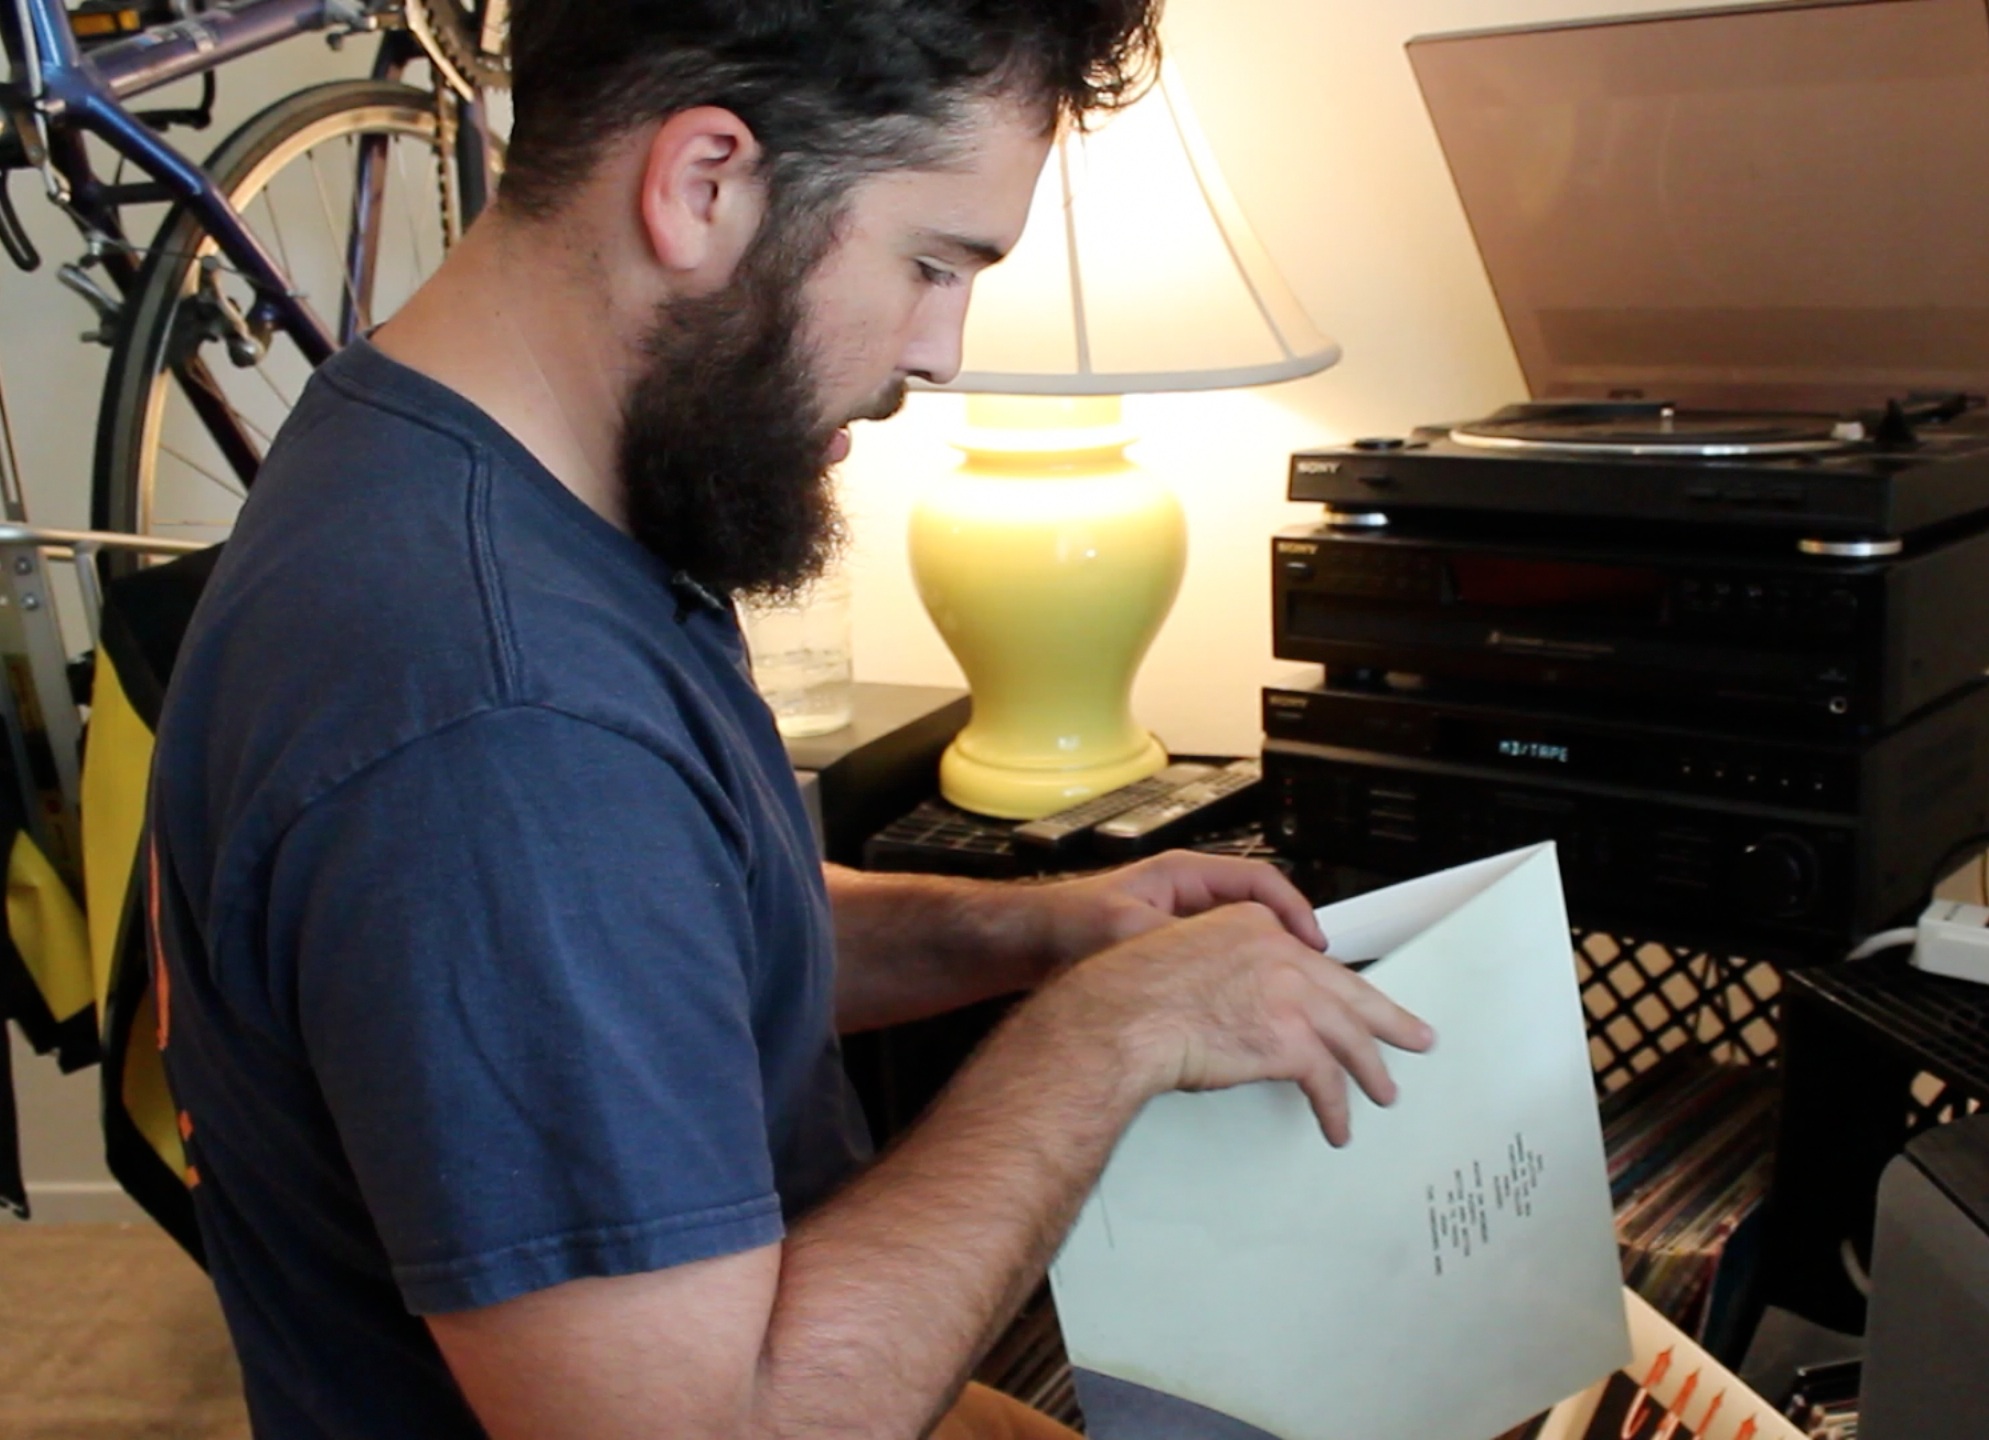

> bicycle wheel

[{"left": 94, "top": 79, "right": 465, "bottom": 545}]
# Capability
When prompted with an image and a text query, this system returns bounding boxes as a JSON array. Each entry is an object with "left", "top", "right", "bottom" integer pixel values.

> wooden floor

[{"left": 0, "top": 1223, "right": 250, "bottom": 1440}]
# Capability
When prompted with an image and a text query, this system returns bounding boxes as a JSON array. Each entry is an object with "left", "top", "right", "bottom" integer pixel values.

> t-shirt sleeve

[{"left": 270, "top": 705, "right": 783, "bottom": 1314}]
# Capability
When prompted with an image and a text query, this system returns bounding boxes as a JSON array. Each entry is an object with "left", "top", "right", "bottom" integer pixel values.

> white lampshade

[{"left": 937, "top": 60, "right": 1340, "bottom": 396}]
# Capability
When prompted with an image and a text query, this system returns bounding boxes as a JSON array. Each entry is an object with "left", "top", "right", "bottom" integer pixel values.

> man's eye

[{"left": 915, "top": 260, "right": 962, "bottom": 288}]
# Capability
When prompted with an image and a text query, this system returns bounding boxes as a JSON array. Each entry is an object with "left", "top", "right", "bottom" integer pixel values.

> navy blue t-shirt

[{"left": 150, "top": 340, "right": 871, "bottom": 1437}]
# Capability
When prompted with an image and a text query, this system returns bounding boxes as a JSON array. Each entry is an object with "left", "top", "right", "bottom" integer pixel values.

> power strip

[{"left": 1911, "top": 899, "right": 1989, "bottom": 985}]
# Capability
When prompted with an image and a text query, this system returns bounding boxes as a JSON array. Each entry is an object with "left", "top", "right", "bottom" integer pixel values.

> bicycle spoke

[
  {"left": 306, "top": 150, "right": 369, "bottom": 334},
  {"left": 102, "top": 83, "right": 458, "bottom": 547},
  {"left": 172, "top": 354, "right": 265, "bottom": 491},
  {"left": 259, "top": 187, "right": 299, "bottom": 303},
  {"left": 160, "top": 442, "right": 249, "bottom": 502},
  {"left": 247, "top": 365, "right": 294, "bottom": 432},
  {"left": 232, "top": 385, "right": 281, "bottom": 450},
  {"left": 392, "top": 142, "right": 431, "bottom": 281}
]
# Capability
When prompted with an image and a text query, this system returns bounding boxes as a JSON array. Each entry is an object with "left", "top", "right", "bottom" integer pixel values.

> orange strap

[{"left": 930, "top": 1383, "right": 1082, "bottom": 1440}]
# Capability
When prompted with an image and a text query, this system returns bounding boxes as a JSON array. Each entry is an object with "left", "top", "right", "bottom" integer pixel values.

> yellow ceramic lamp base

[
  {"left": 910, "top": 396, "right": 1186, "bottom": 820},
  {"left": 939, "top": 730, "right": 1171, "bottom": 821}
]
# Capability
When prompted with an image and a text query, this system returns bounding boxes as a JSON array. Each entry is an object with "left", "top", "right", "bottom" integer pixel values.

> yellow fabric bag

[{"left": 0, "top": 546, "right": 216, "bottom": 1254}]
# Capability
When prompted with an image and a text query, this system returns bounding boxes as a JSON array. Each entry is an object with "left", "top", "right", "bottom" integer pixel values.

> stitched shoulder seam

[
  {"left": 317, "top": 362, "right": 492, "bottom": 458},
  {"left": 271, "top": 703, "right": 743, "bottom": 858},
  {"left": 465, "top": 454, "right": 520, "bottom": 702}
]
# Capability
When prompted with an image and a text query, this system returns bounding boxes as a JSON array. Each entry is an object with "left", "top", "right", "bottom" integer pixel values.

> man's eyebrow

[{"left": 916, "top": 230, "right": 1009, "bottom": 267}]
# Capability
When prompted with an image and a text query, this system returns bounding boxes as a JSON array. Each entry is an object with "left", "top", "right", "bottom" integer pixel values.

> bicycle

[
  {"left": 0, "top": 0, "right": 505, "bottom": 864},
  {"left": 2, "top": 0, "right": 505, "bottom": 563},
  {"left": 0, "top": 0, "right": 507, "bottom": 1235}
]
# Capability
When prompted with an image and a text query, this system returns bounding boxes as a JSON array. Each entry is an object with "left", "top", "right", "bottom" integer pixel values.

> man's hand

[
  {"left": 1032, "top": 899, "right": 1433, "bottom": 1147},
  {"left": 826, "top": 853, "right": 1328, "bottom": 1032},
  {"left": 439, "top": 874, "right": 1429, "bottom": 1440},
  {"left": 1024, "top": 849, "right": 1328, "bottom": 971}
]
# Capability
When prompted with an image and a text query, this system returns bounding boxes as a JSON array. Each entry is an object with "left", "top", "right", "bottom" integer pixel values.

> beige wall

[{"left": 0, "top": 2, "right": 1774, "bottom": 1214}]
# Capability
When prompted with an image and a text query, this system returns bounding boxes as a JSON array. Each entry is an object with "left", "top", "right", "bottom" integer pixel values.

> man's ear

[{"left": 636, "top": 106, "right": 765, "bottom": 282}]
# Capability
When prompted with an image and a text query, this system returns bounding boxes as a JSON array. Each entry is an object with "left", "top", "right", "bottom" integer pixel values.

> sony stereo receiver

[{"left": 1263, "top": 679, "right": 1989, "bottom": 951}]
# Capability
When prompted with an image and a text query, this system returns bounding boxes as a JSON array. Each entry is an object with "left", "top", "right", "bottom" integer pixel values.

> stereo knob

[{"left": 1737, "top": 834, "right": 1819, "bottom": 918}]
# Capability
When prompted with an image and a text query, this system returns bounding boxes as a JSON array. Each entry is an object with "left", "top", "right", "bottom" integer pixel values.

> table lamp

[{"left": 908, "top": 60, "right": 1339, "bottom": 819}]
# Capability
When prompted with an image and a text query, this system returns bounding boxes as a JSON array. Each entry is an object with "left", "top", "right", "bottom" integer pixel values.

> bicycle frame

[
  {"left": 3, "top": 0, "right": 486, "bottom": 494},
  {"left": 0, "top": 3, "right": 487, "bottom": 868},
  {"left": 6, "top": 0, "right": 357, "bottom": 365}
]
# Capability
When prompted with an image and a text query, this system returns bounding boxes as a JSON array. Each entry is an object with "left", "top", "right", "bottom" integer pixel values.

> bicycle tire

[{"left": 93, "top": 79, "right": 458, "bottom": 546}]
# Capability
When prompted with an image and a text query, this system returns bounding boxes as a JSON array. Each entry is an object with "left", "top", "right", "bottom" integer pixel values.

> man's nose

[{"left": 899, "top": 286, "right": 972, "bottom": 388}]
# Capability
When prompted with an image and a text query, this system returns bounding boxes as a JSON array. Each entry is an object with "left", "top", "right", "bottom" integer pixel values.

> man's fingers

[
  {"left": 1253, "top": 872, "right": 1329, "bottom": 951},
  {"left": 1314, "top": 959, "right": 1435, "bottom": 1055},
  {"left": 1295, "top": 1057, "right": 1352, "bottom": 1148},
  {"left": 1301, "top": 988, "right": 1398, "bottom": 1110},
  {"left": 1149, "top": 852, "right": 1327, "bottom": 949}
]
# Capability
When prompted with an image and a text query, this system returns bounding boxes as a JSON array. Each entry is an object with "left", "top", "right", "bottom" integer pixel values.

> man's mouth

[{"left": 823, "top": 380, "right": 907, "bottom": 466}]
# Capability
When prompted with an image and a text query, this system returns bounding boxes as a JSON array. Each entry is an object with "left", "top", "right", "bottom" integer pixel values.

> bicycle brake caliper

[{"left": 191, "top": 258, "right": 270, "bottom": 367}]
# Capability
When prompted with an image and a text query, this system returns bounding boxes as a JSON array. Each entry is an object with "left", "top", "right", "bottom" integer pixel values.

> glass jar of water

[{"left": 740, "top": 571, "right": 854, "bottom": 737}]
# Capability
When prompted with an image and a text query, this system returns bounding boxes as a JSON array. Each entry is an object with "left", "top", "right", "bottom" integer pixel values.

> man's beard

[{"left": 618, "top": 235, "right": 903, "bottom": 601}]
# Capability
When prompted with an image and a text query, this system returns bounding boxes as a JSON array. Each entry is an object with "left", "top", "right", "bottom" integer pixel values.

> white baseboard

[{"left": 17, "top": 1181, "right": 149, "bottom": 1225}]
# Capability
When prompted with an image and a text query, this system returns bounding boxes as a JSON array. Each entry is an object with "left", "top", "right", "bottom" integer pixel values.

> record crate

[
  {"left": 1572, "top": 927, "right": 1783, "bottom": 1091},
  {"left": 1553, "top": 925, "right": 1988, "bottom": 1339}
]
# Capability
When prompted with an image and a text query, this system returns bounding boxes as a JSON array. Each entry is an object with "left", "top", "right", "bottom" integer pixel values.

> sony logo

[
  {"left": 1277, "top": 541, "right": 1320, "bottom": 556},
  {"left": 1294, "top": 459, "right": 1341, "bottom": 475},
  {"left": 1267, "top": 696, "right": 1306, "bottom": 709}
]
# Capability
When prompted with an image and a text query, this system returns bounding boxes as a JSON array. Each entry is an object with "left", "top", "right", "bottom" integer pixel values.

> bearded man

[{"left": 147, "top": 2, "right": 1432, "bottom": 1436}]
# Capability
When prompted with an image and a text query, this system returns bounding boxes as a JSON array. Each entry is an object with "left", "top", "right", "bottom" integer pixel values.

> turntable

[
  {"left": 1293, "top": 394, "right": 1989, "bottom": 549},
  {"left": 1291, "top": 0, "right": 1989, "bottom": 547},
  {"left": 1450, "top": 403, "right": 1861, "bottom": 460}
]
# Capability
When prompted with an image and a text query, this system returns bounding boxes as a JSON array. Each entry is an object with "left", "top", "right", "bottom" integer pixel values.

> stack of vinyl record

[{"left": 1600, "top": 1056, "right": 1778, "bottom": 1356}]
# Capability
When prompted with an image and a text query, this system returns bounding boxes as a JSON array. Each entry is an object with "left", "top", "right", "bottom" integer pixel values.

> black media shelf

[{"left": 1766, "top": 957, "right": 1989, "bottom": 1335}]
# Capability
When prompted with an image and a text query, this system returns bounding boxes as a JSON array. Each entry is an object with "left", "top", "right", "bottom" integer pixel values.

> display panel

[{"left": 1446, "top": 555, "right": 1668, "bottom": 613}]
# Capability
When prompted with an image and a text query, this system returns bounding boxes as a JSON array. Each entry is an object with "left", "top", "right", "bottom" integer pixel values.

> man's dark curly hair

[{"left": 501, "top": 0, "right": 1163, "bottom": 231}]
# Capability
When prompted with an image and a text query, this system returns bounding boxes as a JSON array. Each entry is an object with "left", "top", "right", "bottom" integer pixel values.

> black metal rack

[{"left": 1765, "top": 957, "right": 1989, "bottom": 1334}]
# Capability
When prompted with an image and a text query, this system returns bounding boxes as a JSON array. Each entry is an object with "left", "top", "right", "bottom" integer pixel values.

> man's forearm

[
  {"left": 754, "top": 981, "right": 1143, "bottom": 1438},
  {"left": 430, "top": 896, "right": 1428, "bottom": 1440},
  {"left": 828, "top": 866, "right": 1052, "bottom": 1032}
]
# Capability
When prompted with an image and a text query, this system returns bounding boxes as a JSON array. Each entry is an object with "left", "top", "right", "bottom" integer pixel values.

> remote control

[
  {"left": 1011, "top": 763, "right": 1217, "bottom": 849},
  {"left": 1092, "top": 759, "right": 1263, "bottom": 857}
]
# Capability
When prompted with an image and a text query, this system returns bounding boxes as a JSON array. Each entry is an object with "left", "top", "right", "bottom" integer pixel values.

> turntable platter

[{"left": 1451, "top": 403, "right": 1853, "bottom": 458}]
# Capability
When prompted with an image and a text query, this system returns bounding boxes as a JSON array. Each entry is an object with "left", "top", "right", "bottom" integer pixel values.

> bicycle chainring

[{"left": 404, "top": 0, "right": 510, "bottom": 95}]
